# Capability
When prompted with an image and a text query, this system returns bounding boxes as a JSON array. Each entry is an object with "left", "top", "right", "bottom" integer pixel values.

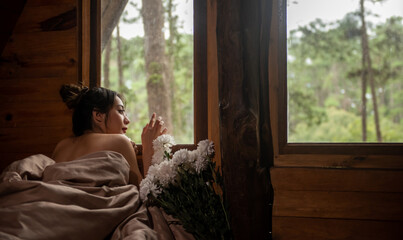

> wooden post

[{"left": 216, "top": 0, "right": 274, "bottom": 239}]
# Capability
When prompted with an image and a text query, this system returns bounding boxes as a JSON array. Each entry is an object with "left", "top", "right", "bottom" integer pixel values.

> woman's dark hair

[{"left": 59, "top": 84, "right": 120, "bottom": 136}]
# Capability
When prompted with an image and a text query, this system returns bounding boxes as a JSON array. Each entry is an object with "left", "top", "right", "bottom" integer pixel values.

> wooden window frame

[
  {"left": 86, "top": 0, "right": 207, "bottom": 150},
  {"left": 269, "top": 0, "right": 403, "bottom": 162}
]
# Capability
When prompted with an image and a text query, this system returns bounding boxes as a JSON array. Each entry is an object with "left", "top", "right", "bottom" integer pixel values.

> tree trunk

[
  {"left": 116, "top": 23, "right": 124, "bottom": 89},
  {"left": 103, "top": 37, "right": 112, "bottom": 88},
  {"left": 359, "top": 1, "right": 367, "bottom": 142},
  {"left": 141, "top": 0, "right": 172, "bottom": 132},
  {"left": 359, "top": 0, "right": 382, "bottom": 142},
  {"left": 360, "top": 60, "right": 367, "bottom": 142},
  {"left": 166, "top": 0, "right": 176, "bottom": 135}
]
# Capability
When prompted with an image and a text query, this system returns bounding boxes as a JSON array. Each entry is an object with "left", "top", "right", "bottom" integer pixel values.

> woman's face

[{"left": 105, "top": 96, "right": 130, "bottom": 134}]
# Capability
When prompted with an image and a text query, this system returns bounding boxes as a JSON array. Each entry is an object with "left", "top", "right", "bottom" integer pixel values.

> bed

[{"left": 0, "top": 151, "right": 194, "bottom": 240}]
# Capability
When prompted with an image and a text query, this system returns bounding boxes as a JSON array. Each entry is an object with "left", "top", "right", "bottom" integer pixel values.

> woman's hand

[
  {"left": 141, "top": 113, "right": 168, "bottom": 147},
  {"left": 141, "top": 113, "right": 168, "bottom": 175}
]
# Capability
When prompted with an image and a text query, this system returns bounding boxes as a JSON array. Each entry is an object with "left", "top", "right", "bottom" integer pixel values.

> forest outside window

[
  {"left": 99, "top": 0, "right": 206, "bottom": 144},
  {"left": 287, "top": 0, "right": 403, "bottom": 143},
  {"left": 272, "top": 0, "right": 403, "bottom": 155}
]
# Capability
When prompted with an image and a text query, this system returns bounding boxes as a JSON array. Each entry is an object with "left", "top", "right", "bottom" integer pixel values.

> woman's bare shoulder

[
  {"left": 96, "top": 134, "right": 133, "bottom": 153},
  {"left": 52, "top": 137, "right": 74, "bottom": 158},
  {"left": 100, "top": 134, "right": 131, "bottom": 144}
]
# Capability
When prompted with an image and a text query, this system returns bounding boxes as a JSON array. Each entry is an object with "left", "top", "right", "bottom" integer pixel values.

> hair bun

[{"left": 59, "top": 84, "right": 89, "bottom": 109}]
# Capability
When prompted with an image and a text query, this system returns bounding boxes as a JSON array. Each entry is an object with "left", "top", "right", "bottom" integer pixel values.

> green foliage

[
  {"left": 290, "top": 107, "right": 403, "bottom": 142},
  {"left": 288, "top": 88, "right": 326, "bottom": 133},
  {"left": 288, "top": 11, "right": 403, "bottom": 142},
  {"left": 148, "top": 62, "right": 163, "bottom": 84}
]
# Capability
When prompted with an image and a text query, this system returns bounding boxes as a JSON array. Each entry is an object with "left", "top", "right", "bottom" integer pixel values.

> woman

[{"left": 52, "top": 84, "right": 167, "bottom": 186}]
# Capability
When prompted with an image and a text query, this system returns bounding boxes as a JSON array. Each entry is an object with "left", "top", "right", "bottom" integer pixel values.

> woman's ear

[{"left": 92, "top": 110, "right": 105, "bottom": 125}]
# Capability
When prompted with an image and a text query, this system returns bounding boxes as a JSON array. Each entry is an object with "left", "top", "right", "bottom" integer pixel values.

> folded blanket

[{"left": 0, "top": 151, "right": 157, "bottom": 240}]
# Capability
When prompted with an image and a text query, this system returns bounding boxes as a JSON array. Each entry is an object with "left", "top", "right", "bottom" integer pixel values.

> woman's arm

[
  {"left": 110, "top": 134, "right": 143, "bottom": 186},
  {"left": 141, "top": 113, "right": 167, "bottom": 175}
]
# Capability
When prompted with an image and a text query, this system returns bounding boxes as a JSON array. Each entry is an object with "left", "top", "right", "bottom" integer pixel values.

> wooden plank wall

[
  {"left": 0, "top": 0, "right": 79, "bottom": 171},
  {"left": 271, "top": 167, "right": 403, "bottom": 240}
]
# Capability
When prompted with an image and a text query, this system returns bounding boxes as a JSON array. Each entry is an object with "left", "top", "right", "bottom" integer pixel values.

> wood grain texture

[
  {"left": 273, "top": 190, "right": 403, "bottom": 221},
  {"left": 3, "top": 31, "right": 76, "bottom": 59},
  {"left": 81, "top": 0, "right": 90, "bottom": 86},
  {"left": 274, "top": 154, "right": 403, "bottom": 169},
  {"left": 0, "top": 78, "right": 75, "bottom": 101},
  {"left": 0, "top": 127, "right": 71, "bottom": 153},
  {"left": 216, "top": 0, "right": 273, "bottom": 239},
  {"left": 23, "top": 0, "right": 76, "bottom": 7},
  {"left": 11, "top": 4, "right": 76, "bottom": 34},
  {"left": 193, "top": 0, "right": 208, "bottom": 143},
  {"left": 206, "top": 0, "right": 221, "bottom": 168},
  {"left": 0, "top": 0, "right": 79, "bottom": 169},
  {"left": 40, "top": 8, "right": 76, "bottom": 31},
  {"left": 271, "top": 167, "right": 403, "bottom": 192},
  {"left": 271, "top": 167, "right": 403, "bottom": 238},
  {"left": 0, "top": 0, "right": 26, "bottom": 55},
  {"left": 272, "top": 217, "right": 403, "bottom": 240},
  {"left": 0, "top": 101, "right": 71, "bottom": 128}
]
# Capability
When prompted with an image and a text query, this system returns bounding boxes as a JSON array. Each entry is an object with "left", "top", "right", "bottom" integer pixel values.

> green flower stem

[{"left": 209, "top": 163, "right": 231, "bottom": 233}]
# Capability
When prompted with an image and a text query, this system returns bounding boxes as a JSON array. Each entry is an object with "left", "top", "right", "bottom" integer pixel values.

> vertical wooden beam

[
  {"left": 81, "top": 0, "right": 90, "bottom": 86},
  {"left": 207, "top": 0, "right": 221, "bottom": 168},
  {"left": 89, "top": 0, "right": 101, "bottom": 87},
  {"left": 216, "top": 0, "right": 273, "bottom": 239},
  {"left": 194, "top": 0, "right": 208, "bottom": 143},
  {"left": 81, "top": 0, "right": 101, "bottom": 88}
]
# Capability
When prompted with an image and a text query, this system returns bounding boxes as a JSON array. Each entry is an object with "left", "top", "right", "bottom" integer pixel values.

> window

[
  {"left": 270, "top": 0, "right": 403, "bottom": 155},
  {"left": 287, "top": 0, "right": 403, "bottom": 143},
  {"left": 87, "top": 0, "right": 207, "bottom": 146}
]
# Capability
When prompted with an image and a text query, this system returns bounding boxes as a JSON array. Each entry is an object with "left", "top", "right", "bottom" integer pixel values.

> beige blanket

[{"left": 0, "top": 151, "right": 157, "bottom": 240}]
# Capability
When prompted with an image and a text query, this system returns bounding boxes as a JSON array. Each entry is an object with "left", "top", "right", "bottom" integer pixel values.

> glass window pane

[
  {"left": 287, "top": 0, "right": 403, "bottom": 143},
  {"left": 101, "top": 0, "right": 194, "bottom": 144}
]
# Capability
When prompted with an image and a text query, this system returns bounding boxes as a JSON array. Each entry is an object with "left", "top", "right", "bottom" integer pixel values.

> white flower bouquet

[{"left": 140, "top": 135, "right": 232, "bottom": 240}]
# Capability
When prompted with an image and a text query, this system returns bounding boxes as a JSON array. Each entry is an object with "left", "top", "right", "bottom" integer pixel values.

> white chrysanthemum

[
  {"left": 139, "top": 177, "right": 161, "bottom": 201},
  {"left": 171, "top": 149, "right": 190, "bottom": 168},
  {"left": 152, "top": 135, "right": 176, "bottom": 164},
  {"left": 153, "top": 134, "right": 175, "bottom": 152},
  {"left": 147, "top": 164, "right": 159, "bottom": 177},
  {"left": 196, "top": 140, "right": 214, "bottom": 158},
  {"left": 177, "top": 150, "right": 198, "bottom": 172},
  {"left": 151, "top": 150, "right": 164, "bottom": 165},
  {"left": 193, "top": 155, "right": 209, "bottom": 174},
  {"left": 154, "top": 161, "right": 176, "bottom": 187},
  {"left": 188, "top": 150, "right": 199, "bottom": 163}
]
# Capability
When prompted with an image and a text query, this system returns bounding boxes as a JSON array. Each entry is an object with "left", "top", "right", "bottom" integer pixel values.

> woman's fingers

[
  {"left": 147, "top": 114, "right": 166, "bottom": 132},
  {"left": 142, "top": 113, "right": 168, "bottom": 139},
  {"left": 148, "top": 113, "right": 156, "bottom": 128}
]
